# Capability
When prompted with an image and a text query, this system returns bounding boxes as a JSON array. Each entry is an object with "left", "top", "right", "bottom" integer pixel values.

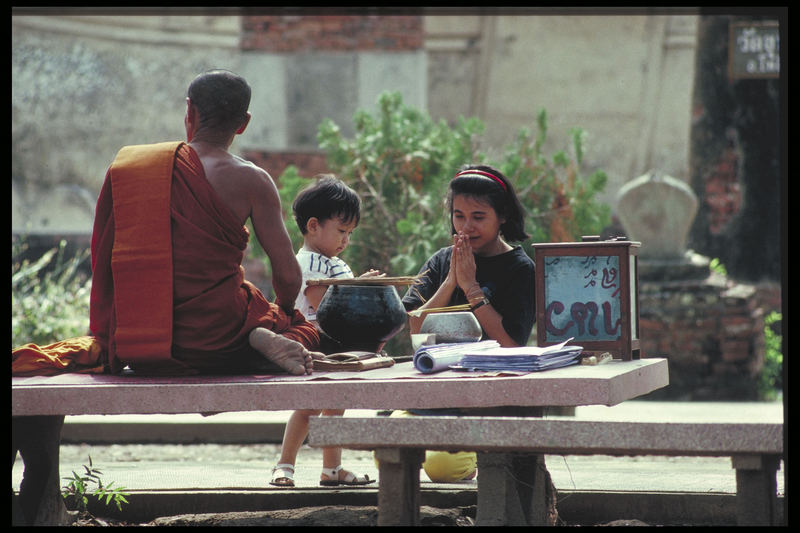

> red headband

[{"left": 452, "top": 169, "right": 507, "bottom": 191}]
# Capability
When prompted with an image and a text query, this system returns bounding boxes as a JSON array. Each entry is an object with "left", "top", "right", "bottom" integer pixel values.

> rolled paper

[{"left": 413, "top": 340, "right": 500, "bottom": 374}]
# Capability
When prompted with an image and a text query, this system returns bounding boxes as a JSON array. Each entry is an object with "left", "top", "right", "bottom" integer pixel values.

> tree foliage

[
  {"left": 288, "top": 92, "right": 611, "bottom": 277},
  {"left": 12, "top": 237, "right": 91, "bottom": 348},
  {"left": 316, "top": 91, "right": 486, "bottom": 275}
]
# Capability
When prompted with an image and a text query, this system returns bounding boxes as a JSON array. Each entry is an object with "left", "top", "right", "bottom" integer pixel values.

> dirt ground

[
  {"left": 70, "top": 506, "right": 476, "bottom": 527},
  {"left": 71, "top": 507, "right": 651, "bottom": 527}
]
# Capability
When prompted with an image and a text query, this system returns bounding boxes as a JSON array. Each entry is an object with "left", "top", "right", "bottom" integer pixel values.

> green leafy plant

[
  {"left": 709, "top": 257, "right": 727, "bottom": 276},
  {"left": 500, "top": 108, "right": 611, "bottom": 244},
  {"left": 61, "top": 456, "right": 129, "bottom": 513},
  {"left": 305, "top": 91, "right": 611, "bottom": 277},
  {"left": 12, "top": 237, "right": 91, "bottom": 348},
  {"left": 316, "top": 91, "right": 486, "bottom": 275},
  {"left": 759, "top": 311, "right": 783, "bottom": 400},
  {"left": 276, "top": 165, "right": 314, "bottom": 253}
]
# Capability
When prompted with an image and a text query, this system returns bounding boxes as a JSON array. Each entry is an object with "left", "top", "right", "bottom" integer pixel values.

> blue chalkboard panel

[
  {"left": 543, "top": 255, "right": 622, "bottom": 342},
  {"left": 532, "top": 240, "right": 641, "bottom": 360}
]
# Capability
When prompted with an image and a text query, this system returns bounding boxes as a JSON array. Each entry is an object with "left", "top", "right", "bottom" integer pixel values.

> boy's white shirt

[{"left": 294, "top": 244, "right": 354, "bottom": 325}]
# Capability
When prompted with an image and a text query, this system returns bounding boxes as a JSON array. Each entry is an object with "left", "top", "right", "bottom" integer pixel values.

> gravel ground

[
  {"left": 56, "top": 443, "right": 458, "bottom": 527},
  {"left": 60, "top": 442, "right": 311, "bottom": 463},
  {"left": 57, "top": 442, "right": 379, "bottom": 481},
  {"left": 57, "top": 442, "right": 473, "bottom": 527},
  {"left": 37, "top": 443, "right": 773, "bottom": 526}
]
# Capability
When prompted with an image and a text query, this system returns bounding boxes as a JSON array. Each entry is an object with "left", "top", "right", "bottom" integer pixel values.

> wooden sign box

[{"left": 532, "top": 239, "right": 641, "bottom": 361}]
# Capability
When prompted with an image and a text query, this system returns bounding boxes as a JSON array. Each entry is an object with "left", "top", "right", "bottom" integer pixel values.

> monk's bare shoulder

[
  {"left": 232, "top": 156, "right": 280, "bottom": 199},
  {"left": 202, "top": 152, "right": 279, "bottom": 225}
]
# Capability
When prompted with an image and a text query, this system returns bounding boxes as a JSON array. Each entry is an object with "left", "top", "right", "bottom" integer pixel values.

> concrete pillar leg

[
  {"left": 732, "top": 454, "right": 782, "bottom": 526},
  {"left": 12, "top": 415, "right": 70, "bottom": 526},
  {"left": 476, "top": 452, "right": 557, "bottom": 526},
  {"left": 374, "top": 448, "right": 425, "bottom": 526}
]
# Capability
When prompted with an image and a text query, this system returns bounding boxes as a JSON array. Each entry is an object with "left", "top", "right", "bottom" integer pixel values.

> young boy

[{"left": 270, "top": 174, "right": 382, "bottom": 487}]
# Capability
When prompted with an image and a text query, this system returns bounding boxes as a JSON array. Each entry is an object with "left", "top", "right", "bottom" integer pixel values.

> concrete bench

[
  {"left": 308, "top": 415, "right": 784, "bottom": 526},
  {"left": 12, "top": 358, "right": 668, "bottom": 525}
]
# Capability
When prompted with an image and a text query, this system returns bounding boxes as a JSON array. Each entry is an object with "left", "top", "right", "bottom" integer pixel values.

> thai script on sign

[
  {"left": 543, "top": 255, "right": 623, "bottom": 342},
  {"left": 729, "top": 22, "right": 780, "bottom": 79}
]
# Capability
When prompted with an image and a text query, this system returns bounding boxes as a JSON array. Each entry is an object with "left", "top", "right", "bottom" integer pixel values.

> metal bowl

[
  {"left": 419, "top": 311, "right": 482, "bottom": 343},
  {"left": 316, "top": 284, "right": 408, "bottom": 352}
]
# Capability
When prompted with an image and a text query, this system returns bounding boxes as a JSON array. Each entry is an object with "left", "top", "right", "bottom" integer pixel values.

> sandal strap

[
  {"left": 342, "top": 470, "right": 370, "bottom": 483},
  {"left": 272, "top": 463, "right": 295, "bottom": 475},
  {"left": 320, "top": 465, "right": 342, "bottom": 479}
]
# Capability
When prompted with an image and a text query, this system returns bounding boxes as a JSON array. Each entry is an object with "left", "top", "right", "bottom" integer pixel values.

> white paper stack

[
  {"left": 452, "top": 338, "right": 583, "bottom": 372},
  {"left": 413, "top": 340, "right": 500, "bottom": 374}
]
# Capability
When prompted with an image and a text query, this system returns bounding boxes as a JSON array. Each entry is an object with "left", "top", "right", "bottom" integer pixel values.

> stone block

[{"left": 616, "top": 171, "right": 698, "bottom": 260}]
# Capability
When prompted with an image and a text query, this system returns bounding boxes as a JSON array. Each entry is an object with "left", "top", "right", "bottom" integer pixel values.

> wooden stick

[
  {"left": 407, "top": 304, "right": 472, "bottom": 318},
  {"left": 305, "top": 276, "right": 420, "bottom": 286}
]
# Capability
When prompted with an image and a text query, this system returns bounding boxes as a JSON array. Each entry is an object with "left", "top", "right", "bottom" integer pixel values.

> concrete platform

[{"left": 12, "top": 401, "right": 786, "bottom": 525}]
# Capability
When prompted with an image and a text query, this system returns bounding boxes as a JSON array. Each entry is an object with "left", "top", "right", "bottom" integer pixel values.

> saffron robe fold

[
  {"left": 12, "top": 141, "right": 319, "bottom": 377},
  {"left": 11, "top": 336, "right": 105, "bottom": 377},
  {"left": 91, "top": 141, "right": 319, "bottom": 375}
]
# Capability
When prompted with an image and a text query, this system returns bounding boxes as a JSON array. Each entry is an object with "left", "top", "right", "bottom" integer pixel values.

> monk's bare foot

[{"left": 249, "top": 328, "right": 323, "bottom": 375}]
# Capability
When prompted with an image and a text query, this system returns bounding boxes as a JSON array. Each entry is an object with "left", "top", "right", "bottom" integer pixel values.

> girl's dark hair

[
  {"left": 446, "top": 164, "right": 529, "bottom": 242},
  {"left": 292, "top": 174, "right": 361, "bottom": 234}
]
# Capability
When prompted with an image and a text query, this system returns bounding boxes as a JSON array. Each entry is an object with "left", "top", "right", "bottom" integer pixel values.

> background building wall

[
  {"left": 12, "top": 14, "right": 243, "bottom": 235},
  {"left": 12, "top": 10, "right": 697, "bottom": 236},
  {"left": 424, "top": 14, "right": 699, "bottom": 208}
]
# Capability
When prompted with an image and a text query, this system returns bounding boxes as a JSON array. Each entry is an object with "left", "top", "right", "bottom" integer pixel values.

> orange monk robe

[
  {"left": 88, "top": 141, "right": 178, "bottom": 373},
  {"left": 11, "top": 336, "right": 105, "bottom": 377},
  {"left": 90, "top": 143, "right": 319, "bottom": 374},
  {"left": 86, "top": 141, "right": 318, "bottom": 375}
]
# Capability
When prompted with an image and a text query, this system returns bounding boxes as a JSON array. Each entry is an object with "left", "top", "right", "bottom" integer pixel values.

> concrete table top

[{"left": 12, "top": 358, "right": 668, "bottom": 416}]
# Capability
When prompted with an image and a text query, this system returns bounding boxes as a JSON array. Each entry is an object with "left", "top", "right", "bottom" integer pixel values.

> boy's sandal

[
  {"left": 270, "top": 463, "right": 295, "bottom": 487},
  {"left": 320, "top": 465, "right": 376, "bottom": 487}
]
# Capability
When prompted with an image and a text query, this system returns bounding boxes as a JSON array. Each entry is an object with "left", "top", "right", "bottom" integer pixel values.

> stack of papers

[
  {"left": 413, "top": 340, "right": 500, "bottom": 374},
  {"left": 451, "top": 339, "right": 583, "bottom": 372}
]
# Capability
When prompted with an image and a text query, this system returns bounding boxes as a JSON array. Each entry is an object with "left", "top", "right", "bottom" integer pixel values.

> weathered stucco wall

[
  {"left": 13, "top": 10, "right": 698, "bottom": 236},
  {"left": 425, "top": 14, "right": 699, "bottom": 208},
  {"left": 12, "top": 15, "right": 243, "bottom": 234},
  {"left": 12, "top": 13, "right": 428, "bottom": 235}
]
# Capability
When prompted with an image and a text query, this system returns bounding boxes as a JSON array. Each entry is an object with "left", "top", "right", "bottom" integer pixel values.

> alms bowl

[{"left": 419, "top": 311, "right": 482, "bottom": 343}]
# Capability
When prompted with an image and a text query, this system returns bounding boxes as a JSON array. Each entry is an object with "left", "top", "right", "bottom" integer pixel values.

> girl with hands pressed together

[
  {"left": 405, "top": 164, "right": 535, "bottom": 349},
  {"left": 396, "top": 164, "right": 536, "bottom": 483}
]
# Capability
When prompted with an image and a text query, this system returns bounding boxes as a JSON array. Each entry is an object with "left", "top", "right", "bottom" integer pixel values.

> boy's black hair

[
  {"left": 446, "top": 164, "right": 530, "bottom": 242},
  {"left": 292, "top": 174, "right": 361, "bottom": 234}
]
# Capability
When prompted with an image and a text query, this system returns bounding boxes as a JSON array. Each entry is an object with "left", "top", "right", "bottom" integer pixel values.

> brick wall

[
  {"left": 241, "top": 15, "right": 423, "bottom": 52},
  {"left": 639, "top": 275, "right": 781, "bottom": 400},
  {"left": 242, "top": 149, "right": 329, "bottom": 184},
  {"left": 703, "top": 148, "right": 742, "bottom": 235}
]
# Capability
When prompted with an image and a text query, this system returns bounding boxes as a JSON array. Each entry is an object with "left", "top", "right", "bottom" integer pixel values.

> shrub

[
  {"left": 500, "top": 108, "right": 610, "bottom": 245},
  {"left": 759, "top": 311, "right": 783, "bottom": 400},
  {"left": 316, "top": 91, "right": 486, "bottom": 275},
  {"left": 307, "top": 91, "right": 611, "bottom": 277},
  {"left": 12, "top": 237, "right": 91, "bottom": 348}
]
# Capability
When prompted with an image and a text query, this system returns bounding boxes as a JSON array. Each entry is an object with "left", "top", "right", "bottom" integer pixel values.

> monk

[
  {"left": 88, "top": 69, "right": 325, "bottom": 376},
  {"left": 12, "top": 71, "right": 329, "bottom": 525}
]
